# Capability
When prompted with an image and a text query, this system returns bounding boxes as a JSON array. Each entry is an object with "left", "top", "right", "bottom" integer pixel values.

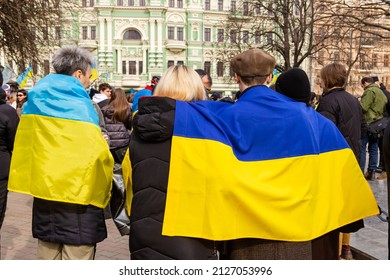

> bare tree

[
  {"left": 0, "top": 0, "right": 76, "bottom": 72},
  {"left": 211, "top": 0, "right": 390, "bottom": 74},
  {"left": 314, "top": 1, "right": 390, "bottom": 91}
]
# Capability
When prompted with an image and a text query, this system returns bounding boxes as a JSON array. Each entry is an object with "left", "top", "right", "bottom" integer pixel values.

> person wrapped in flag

[
  {"left": 8, "top": 46, "right": 114, "bottom": 260},
  {"left": 131, "top": 48, "right": 379, "bottom": 259},
  {"left": 128, "top": 65, "right": 217, "bottom": 260}
]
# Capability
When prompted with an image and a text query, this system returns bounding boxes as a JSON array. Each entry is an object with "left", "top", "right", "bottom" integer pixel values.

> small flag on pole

[
  {"left": 90, "top": 57, "right": 98, "bottom": 82},
  {"left": 16, "top": 66, "right": 33, "bottom": 88}
]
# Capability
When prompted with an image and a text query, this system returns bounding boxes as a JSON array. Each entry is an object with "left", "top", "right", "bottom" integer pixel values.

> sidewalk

[
  {"left": 0, "top": 192, "right": 129, "bottom": 260},
  {"left": 1, "top": 178, "right": 388, "bottom": 260},
  {"left": 350, "top": 177, "right": 388, "bottom": 260}
]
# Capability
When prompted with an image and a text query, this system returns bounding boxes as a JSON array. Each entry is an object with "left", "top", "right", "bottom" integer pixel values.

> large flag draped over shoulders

[
  {"left": 8, "top": 74, "right": 114, "bottom": 208},
  {"left": 162, "top": 85, "right": 378, "bottom": 241}
]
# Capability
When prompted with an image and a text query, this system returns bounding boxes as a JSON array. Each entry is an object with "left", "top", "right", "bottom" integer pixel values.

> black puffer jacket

[
  {"left": 316, "top": 88, "right": 365, "bottom": 161},
  {"left": 32, "top": 198, "right": 107, "bottom": 245},
  {"left": 101, "top": 105, "right": 132, "bottom": 149},
  {"left": 129, "top": 97, "right": 218, "bottom": 260}
]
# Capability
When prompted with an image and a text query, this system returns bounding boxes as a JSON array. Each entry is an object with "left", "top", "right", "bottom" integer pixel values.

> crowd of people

[{"left": 0, "top": 45, "right": 388, "bottom": 260}]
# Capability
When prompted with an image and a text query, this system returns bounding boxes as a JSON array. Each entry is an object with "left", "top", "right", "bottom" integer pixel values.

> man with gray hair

[{"left": 8, "top": 46, "right": 114, "bottom": 260}]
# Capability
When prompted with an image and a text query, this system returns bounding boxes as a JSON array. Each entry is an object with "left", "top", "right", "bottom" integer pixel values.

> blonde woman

[
  {"left": 128, "top": 65, "right": 216, "bottom": 260},
  {"left": 153, "top": 65, "right": 206, "bottom": 101}
]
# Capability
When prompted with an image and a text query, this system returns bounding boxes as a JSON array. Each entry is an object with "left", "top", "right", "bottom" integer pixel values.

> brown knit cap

[{"left": 230, "top": 48, "right": 276, "bottom": 77}]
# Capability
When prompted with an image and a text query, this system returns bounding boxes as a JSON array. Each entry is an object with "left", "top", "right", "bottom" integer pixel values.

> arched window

[{"left": 123, "top": 29, "right": 141, "bottom": 40}]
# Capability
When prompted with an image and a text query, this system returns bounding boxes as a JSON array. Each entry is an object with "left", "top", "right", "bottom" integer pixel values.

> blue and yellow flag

[
  {"left": 16, "top": 65, "right": 33, "bottom": 88},
  {"left": 90, "top": 57, "right": 99, "bottom": 83},
  {"left": 8, "top": 74, "right": 114, "bottom": 208},
  {"left": 162, "top": 85, "right": 378, "bottom": 241}
]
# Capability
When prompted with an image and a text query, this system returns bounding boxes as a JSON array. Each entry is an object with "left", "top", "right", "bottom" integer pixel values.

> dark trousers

[
  {"left": 224, "top": 238, "right": 312, "bottom": 260},
  {"left": 378, "top": 136, "right": 386, "bottom": 171},
  {"left": 0, "top": 180, "right": 8, "bottom": 229},
  {"left": 311, "top": 230, "right": 340, "bottom": 260}
]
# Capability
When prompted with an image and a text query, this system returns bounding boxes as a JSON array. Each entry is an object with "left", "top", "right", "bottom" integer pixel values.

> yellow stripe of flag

[{"left": 162, "top": 136, "right": 378, "bottom": 241}]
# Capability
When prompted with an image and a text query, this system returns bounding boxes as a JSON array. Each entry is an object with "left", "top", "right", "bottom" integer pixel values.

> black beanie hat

[{"left": 275, "top": 68, "right": 311, "bottom": 104}]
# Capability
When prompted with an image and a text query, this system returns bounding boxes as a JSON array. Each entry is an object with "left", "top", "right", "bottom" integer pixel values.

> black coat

[
  {"left": 0, "top": 102, "right": 19, "bottom": 181},
  {"left": 380, "top": 85, "right": 390, "bottom": 117},
  {"left": 0, "top": 101, "right": 19, "bottom": 228},
  {"left": 315, "top": 88, "right": 365, "bottom": 259},
  {"left": 129, "top": 97, "right": 218, "bottom": 260},
  {"left": 32, "top": 198, "right": 107, "bottom": 245},
  {"left": 316, "top": 88, "right": 366, "bottom": 162},
  {"left": 382, "top": 119, "right": 390, "bottom": 260}
]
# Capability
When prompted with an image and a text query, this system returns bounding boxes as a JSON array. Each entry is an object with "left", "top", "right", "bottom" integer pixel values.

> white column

[
  {"left": 99, "top": 18, "right": 105, "bottom": 51},
  {"left": 142, "top": 47, "right": 147, "bottom": 74},
  {"left": 117, "top": 48, "right": 122, "bottom": 74},
  {"left": 157, "top": 19, "right": 163, "bottom": 53},
  {"left": 149, "top": 19, "right": 156, "bottom": 53},
  {"left": 107, "top": 19, "right": 113, "bottom": 52}
]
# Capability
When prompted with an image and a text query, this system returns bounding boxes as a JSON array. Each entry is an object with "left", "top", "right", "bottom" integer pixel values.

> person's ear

[
  {"left": 265, "top": 74, "right": 273, "bottom": 85},
  {"left": 72, "top": 69, "right": 83, "bottom": 80},
  {"left": 234, "top": 73, "right": 240, "bottom": 84}
]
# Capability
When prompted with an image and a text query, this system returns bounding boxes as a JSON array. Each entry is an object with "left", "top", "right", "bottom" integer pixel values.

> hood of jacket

[{"left": 132, "top": 97, "right": 176, "bottom": 143}]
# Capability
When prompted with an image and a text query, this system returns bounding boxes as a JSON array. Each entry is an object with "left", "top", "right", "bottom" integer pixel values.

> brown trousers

[
  {"left": 37, "top": 240, "right": 96, "bottom": 260},
  {"left": 224, "top": 238, "right": 312, "bottom": 260}
]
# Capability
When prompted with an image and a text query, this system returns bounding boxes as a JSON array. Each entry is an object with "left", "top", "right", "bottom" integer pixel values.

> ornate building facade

[
  {"left": 4, "top": 0, "right": 389, "bottom": 97},
  {"left": 63, "top": 0, "right": 241, "bottom": 95}
]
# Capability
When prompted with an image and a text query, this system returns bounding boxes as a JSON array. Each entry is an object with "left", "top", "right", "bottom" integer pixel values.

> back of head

[
  {"left": 51, "top": 45, "right": 93, "bottom": 76},
  {"left": 275, "top": 68, "right": 311, "bottom": 104},
  {"left": 230, "top": 48, "right": 276, "bottom": 85},
  {"left": 110, "top": 88, "right": 127, "bottom": 103},
  {"left": 195, "top": 69, "right": 213, "bottom": 87},
  {"left": 195, "top": 69, "right": 206, "bottom": 77},
  {"left": 9, "top": 82, "right": 19, "bottom": 93},
  {"left": 151, "top": 76, "right": 161, "bottom": 86},
  {"left": 108, "top": 88, "right": 130, "bottom": 122},
  {"left": 361, "top": 76, "right": 374, "bottom": 85},
  {"left": 153, "top": 65, "right": 206, "bottom": 101},
  {"left": 320, "top": 63, "right": 347, "bottom": 90}
]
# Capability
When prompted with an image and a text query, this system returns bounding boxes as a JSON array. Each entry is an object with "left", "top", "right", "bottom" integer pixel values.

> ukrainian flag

[
  {"left": 162, "top": 86, "right": 378, "bottom": 241},
  {"left": 8, "top": 74, "right": 114, "bottom": 208},
  {"left": 90, "top": 57, "right": 99, "bottom": 82},
  {"left": 16, "top": 65, "right": 33, "bottom": 88}
]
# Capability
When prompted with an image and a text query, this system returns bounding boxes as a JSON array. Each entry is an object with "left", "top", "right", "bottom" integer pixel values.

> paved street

[
  {"left": 350, "top": 177, "right": 388, "bottom": 260},
  {"left": 0, "top": 178, "right": 388, "bottom": 260},
  {"left": 0, "top": 192, "right": 129, "bottom": 260}
]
